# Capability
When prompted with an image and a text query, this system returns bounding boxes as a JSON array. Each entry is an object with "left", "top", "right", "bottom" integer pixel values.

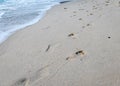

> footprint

[
  {"left": 105, "top": 4, "right": 109, "bottom": 6},
  {"left": 73, "top": 11, "right": 77, "bottom": 13},
  {"left": 92, "top": 5, "right": 97, "bottom": 8},
  {"left": 78, "top": 18, "right": 82, "bottom": 20},
  {"left": 108, "top": 36, "right": 111, "bottom": 39},
  {"left": 29, "top": 65, "right": 50, "bottom": 85},
  {"left": 75, "top": 50, "right": 85, "bottom": 56},
  {"left": 66, "top": 50, "right": 85, "bottom": 61},
  {"left": 66, "top": 55, "right": 76, "bottom": 61},
  {"left": 64, "top": 7, "right": 67, "bottom": 9},
  {"left": 45, "top": 44, "right": 51, "bottom": 52},
  {"left": 68, "top": 33, "right": 74, "bottom": 37},
  {"left": 79, "top": 9, "right": 84, "bottom": 11},
  {"left": 86, "top": 24, "right": 90, "bottom": 26},
  {"left": 90, "top": 13, "right": 93, "bottom": 15},
  {"left": 119, "top": 1, "right": 120, "bottom": 7},
  {"left": 86, "top": 23, "right": 92, "bottom": 28},
  {"left": 45, "top": 43, "right": 61, "bottom": 53},
  {"left": 11, "top": 65, "right": 50, "bottom": 86},
  {"left": 82, "top": 23, "right": 92, "bottom": 29},
  {"left": 73, "top": 15, "right": 76, "bottom": 16},
  {"left": 68, "top": 33, "right": 79, "bottom": 39},
  {"left": 11, "top": 78, "right": 29, "bottom": 86},
  {"left": 82, "top": 26, "right": 85, "bottom": 28},
  {"left": 105, "top": 1, "right": 110, "bottom": 3}
]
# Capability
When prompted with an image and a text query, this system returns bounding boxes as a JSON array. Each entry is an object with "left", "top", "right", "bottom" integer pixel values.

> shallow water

[{"left": 0, "top": 0, "right": 69, "bottom": 43}]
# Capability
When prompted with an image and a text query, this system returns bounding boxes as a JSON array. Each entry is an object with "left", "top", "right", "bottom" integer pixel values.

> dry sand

[{"left": 0, "top": 0, "right": 120, "bottom": 86}]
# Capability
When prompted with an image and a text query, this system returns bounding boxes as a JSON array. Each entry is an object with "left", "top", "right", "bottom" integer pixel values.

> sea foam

[{"left": 0, "top": 0, "right": 64, "bottom": 44}]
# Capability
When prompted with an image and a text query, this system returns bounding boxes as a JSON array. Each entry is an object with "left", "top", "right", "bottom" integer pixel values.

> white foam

[
  {"left": 0, "top": 0, "right": 59, "bottom": 43},
  {"left": 0, "top": 12, "right": 5, "bottom": 18},
  {"left": 0, "top": 1, "right": 60, "bottom": 44},
  {"left": 0, "top": 31, "right": 9, "bottom": 44}
]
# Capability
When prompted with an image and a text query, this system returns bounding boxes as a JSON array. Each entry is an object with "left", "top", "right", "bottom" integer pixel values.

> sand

[{"left": 0, "top": 0, "right": 120, "bottom": 86}]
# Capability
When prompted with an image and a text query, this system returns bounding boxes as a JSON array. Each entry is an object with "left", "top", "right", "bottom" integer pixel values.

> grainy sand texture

[{"left": 0, "top": 0, "right": 120, "bottom": 86}]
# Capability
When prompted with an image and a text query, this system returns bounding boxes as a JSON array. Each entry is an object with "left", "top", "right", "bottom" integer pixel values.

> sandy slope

[{"left": 0, "top": 0, "right": 120, "bottom": 86}]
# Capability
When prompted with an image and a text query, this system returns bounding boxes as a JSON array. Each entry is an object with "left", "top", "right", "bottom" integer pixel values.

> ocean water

[{"left": 0, "top": 0, "right": 68, "bottom": 43}]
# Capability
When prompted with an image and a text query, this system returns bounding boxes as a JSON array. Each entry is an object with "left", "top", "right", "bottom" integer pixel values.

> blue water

[{"left": 0, "top": 0, "right": 68, "bottom": 43}]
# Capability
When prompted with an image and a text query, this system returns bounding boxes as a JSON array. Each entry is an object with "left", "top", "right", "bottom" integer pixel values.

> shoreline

[
  {"left": 0, "top": 0, "right": 61, "bottom": 45},
  {"left": 0, "top": 0, "right": 120, "bottom": 86},
  {"left": 0, "top": 0, "right": 72, "bottom": 46}
]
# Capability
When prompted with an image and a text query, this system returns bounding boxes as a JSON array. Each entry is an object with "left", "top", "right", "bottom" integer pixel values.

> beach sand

[{"left": 0, "top": 0, "right": 120, "bottom": 86}]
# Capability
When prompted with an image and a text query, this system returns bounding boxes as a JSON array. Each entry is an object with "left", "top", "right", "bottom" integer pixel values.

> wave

[
  {"left": 0, "top": 0, "right": 63, "bottom": 44},
  {"left": 0, "top": 11, "right": 5, "bottom": 18}
]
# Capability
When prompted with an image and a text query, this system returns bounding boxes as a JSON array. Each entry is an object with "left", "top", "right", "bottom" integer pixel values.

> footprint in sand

[
  {"left": 108, "top": 36, "right": 111, "bottom": 39},
  {"left": 86, "top": 23, "right": 92, "bottom": 27},
  {"left": 11, "top": 78, "right": 28, "bottom": 86},
  {"left": 64, "top": 7, "right": 67, "bottom": 9},
  {"left": 87, "top": 24, "right": 90, "bottom": 26},
  {"left": 105, "top": 0, "right": 110, "bottom": 4},
  {"left": 90, "top": 13, "right": 93, "bottom": 15},
  {"left": 82, "top": 23, "right": 91, "bottom": 29},
  {"left": 82, "top": 26, "right": 85, "bottom": 28},
  {"left": 11, "top": 65, "right": 50, "bottom": 86},
  {"left": 105, "top": 0, "right": 110, "bottom": 6},
  {"left": 73, "top": 11, "right": 77, "bottom": 13},
  {"left": 79, "top": 8, "right": 84, "bottom": 10},
  {"left": 68, "top": 33, "right": 79, "bottom": 39},
  {"left": 45, "top": 43, "right": 61, "bottom": 53},
  {"left": 28, "top": 65, "right": 50, "bottom": 85},
  {"left": 92, "top": 6, "right": 97, "bottom": 10},
  {"left": 45, "top": 44, "right": 51, "bottom": 52},
  {"left": 73, "top": 15, "right": 76, "bottom": 16},
  {"left": 66, "top": 50, "right": 85, "bottom": 61},
  {"left": 78, "top": 18, "right": 82, "bottom": 20},
  {"left": 119, "top": 1, "right": 120, "bottom": 7}
]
